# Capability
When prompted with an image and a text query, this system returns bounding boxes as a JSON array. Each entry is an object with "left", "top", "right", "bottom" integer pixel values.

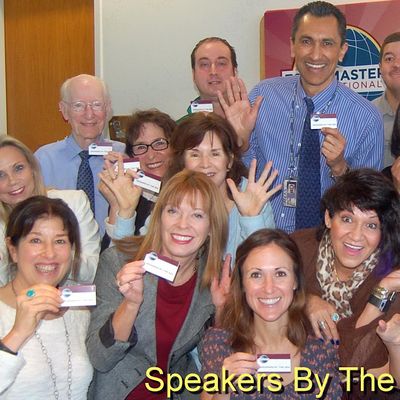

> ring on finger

[
  {"left": 318, "top": 320, "right": 327, "bottom": 330},
  {"left": 331, "top": 312, "right": 340, "bottom": 323},
  {"left": 26, "top": 289, "right": 36, "bottom": 298}
]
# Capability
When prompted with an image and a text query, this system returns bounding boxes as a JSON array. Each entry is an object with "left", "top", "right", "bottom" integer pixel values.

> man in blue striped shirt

[{"left": 221, "top": 1, "right": 383, "bottom": 233}]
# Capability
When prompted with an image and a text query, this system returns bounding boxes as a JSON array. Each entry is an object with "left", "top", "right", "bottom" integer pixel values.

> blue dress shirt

[
  {"left": 245, "top": 76, "right": 384, "bottom": 233},
  {"left": 35, "top": 134, "right": 126, "bottom": 236}
]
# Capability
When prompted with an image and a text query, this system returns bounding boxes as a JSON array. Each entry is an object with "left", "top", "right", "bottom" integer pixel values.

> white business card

[
  {"left": 88, "top": 141, "right": 113, "bottom": 155},
  {"left": 257, "top": 353, "right": 291, "bottom": 373},
  {"left": 310, "top": 113, "right": 337, "bottom": 129},
  {"left": 190, "top": 100, "right": 213, "bottom": 113},
  {"left": 59, "top": 285, "right": 96, "bottom": 307},
  {"left": 144, "top": 252, "right": 179, "bottom": 282},
  {"left": 134, "top": 170, "right": 162, "bottom": 193}
]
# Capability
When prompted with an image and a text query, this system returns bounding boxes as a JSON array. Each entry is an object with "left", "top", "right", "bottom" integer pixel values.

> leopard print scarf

[{"left": 316, "top": 230, "right": 379, "bottom": 318}]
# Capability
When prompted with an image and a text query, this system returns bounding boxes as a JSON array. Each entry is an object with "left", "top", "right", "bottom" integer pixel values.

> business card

[
  {"left": 59, "top": 285, "right": 96, "bottom": 307},
  {"left": 143, "top": 251, "right": 179, "bottom": 282},
  {"left": 190, "top": 100, "right": 213, "bottom": 113},
  {"left": 257, "top": 353, "right": 291, "bottom": 373},
  {"left": 134, "top": 170, "right": 162, "bottom": 193},
  {"left": 88, "top": 141, "right": 113, "bottom": 155},
  {"left": 310, "top": 113, "right": 337, "bottom": 129}
]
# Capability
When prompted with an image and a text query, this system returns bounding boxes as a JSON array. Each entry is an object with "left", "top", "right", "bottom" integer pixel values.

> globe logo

[{"left": 337, "top": 25, "right": 383, "bottom": 101}]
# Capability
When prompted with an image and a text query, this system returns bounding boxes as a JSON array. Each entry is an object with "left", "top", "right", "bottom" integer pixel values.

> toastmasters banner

[{"left": 263, "top": 0, "right": 400, "bottom": 100}]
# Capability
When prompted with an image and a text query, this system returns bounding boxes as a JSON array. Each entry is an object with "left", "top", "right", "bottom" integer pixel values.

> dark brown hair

[
  {"left": 168, "top": 113, "right": 247, "bottom": 200},
  {"left": 221, "top": 229, "right": 308, "bottom": 353},
  {"left": 125, "top": 109, "right": 176, "bottom": 158},
  {"left": 191, "top": 37, "right": 238, "bottom": 70},
  {"left": 6, "top": 196, "right": 81, "bottom": 280}
]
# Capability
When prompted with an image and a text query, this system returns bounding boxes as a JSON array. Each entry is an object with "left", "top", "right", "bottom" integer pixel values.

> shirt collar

[
  {"left": 379, "top": 93, "right": 395, "bottom": 117},
  {"left": 296, "top": 77, "right": 338, "bottom": 112}
]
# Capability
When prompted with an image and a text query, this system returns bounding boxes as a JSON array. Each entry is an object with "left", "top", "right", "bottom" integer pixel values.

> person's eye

[
  {"left": 193, "top": 212, "right": 205, "bottom": 219},
  {"left": 153, "top": 139, "right": 167, "bottom": 149},
  {"left": 216, "top": 60, "right": 228, "bottom": 68},
  {"left": 0, "top": 171, "right": 5, "bottom": 179},
  {"left": 367, "top": 223, "right": 379, "bottom": 230},
  {"left": 250, "top": 271, "right": 261, "bottom": 279},
  {"left": 341, "top": 216, "right": 352, "bottom": 223},
  {"left": 301, "top": 38, "right": 311, "bottom": 45},
  {"left": 15, "top": 164, "right": 25, "bottom": 172},
  {"left": 276, "top": 270, "right": 287, "bottom": 277},
  {"left": 55, "top": 239, "right": 67, "bottom": 244},
  {"left": 189, "top": 152, "right": 199, "bottom": 158},
  {"left": 199, "top": 61, "right": 210, "bottom": 69},
  {"left": 384, "top": 55, "right": 394, "bottom": 63},
  {"left": 211, "top": 151, "right": 221, "bottom": 157},
  {"left": 29, "top": 238, "right": 41, "bottom": 244},
  {"left": 322, "top": 40, "right": 334, "bottom": 46},
  {"left": 166, "top": 207, "right": 177, "bottom": 214}
]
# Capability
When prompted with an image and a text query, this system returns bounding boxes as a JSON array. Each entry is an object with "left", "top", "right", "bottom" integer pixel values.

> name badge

[
  {"left": 283, "top": 178, "right": 297, "bottom": 208},
  {"left": 310, "top": 113, "right": 337, "bottom": 129},
  {"left": 257, "top": 353, "right": 291, "bottom": 373},
  {"left": 114, "top": 158, "right": 140, "bottom": 173},
  {"left": 88, "top": 141, "right": 113, "bottom": 156},
  {"left": 190, "top": 100, "right": 213, "bottom": 113},
  {"left": 60, "top": 285, "right": 96, "bottom": 307},
  {"left": 134, "top": 170, "right": 162, "bottom": 193},
  {"left": 144, "top": 251, "right": 180, "bottom": 282}
]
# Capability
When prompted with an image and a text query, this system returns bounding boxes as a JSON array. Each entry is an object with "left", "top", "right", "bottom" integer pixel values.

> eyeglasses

[
  {"left": 132, "top": 138, "right": 169, "bottom": 156},
  {"left": 66, "top": 100, "right": 105, "bottom": 113}
]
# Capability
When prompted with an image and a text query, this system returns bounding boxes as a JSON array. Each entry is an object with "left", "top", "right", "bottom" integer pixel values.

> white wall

[{"left": 97, "top": 0, "right": 369, "bottom": 120}]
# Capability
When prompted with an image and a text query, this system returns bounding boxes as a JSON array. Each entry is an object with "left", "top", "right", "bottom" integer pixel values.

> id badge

[{"left": 283, "top": 178, "right": 297, "bottom": 207}]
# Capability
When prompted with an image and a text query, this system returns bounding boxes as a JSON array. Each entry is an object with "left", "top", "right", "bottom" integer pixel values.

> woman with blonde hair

[
  {"left": 87, "top": 169, "right": 228, "bottom": 399},
  {"left": 0, "top": 135, "right": 100, "bottom": 285}
]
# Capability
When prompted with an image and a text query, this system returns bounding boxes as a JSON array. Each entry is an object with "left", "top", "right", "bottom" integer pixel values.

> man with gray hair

[{"left": 35, "top": 74, "right": 125, "bottom": 236}]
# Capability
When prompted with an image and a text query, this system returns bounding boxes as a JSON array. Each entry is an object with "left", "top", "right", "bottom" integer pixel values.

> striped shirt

[{"left": 244, "top": 76, "right": 384, "bottom": 233}]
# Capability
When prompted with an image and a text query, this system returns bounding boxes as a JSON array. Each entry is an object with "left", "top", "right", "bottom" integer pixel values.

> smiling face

[
  {"left": 183, "top": 131, "right": 232, "bottom": 190},
  {"left": 290, "top": 14, "right": 348, "bottom": 97},
  {"left": 160, "top": 193, "right": 210, "bottom": 266},
  {"left": 8, "top": 216, "right": 73, "bottom": 288},
  {"left": 192, "top": 40, "right": 237, "bottom": 101},
  {"left": 60, "top": 76, "right": 110, "bottom": 149},
  {"left": 242, "top": 243, "right": 297, "bottom": 326},
  {"left": 380, "top": 41, "right": 400, "bottom": 98},
  {"left": 0, "top": 146, "right": 35, "bottom": 206},
  {"left": 133, "top": 122, "right": 172, "bottom": 178},
  {"left": 325, "top": 207, "right": 382, "bottom": 275}
]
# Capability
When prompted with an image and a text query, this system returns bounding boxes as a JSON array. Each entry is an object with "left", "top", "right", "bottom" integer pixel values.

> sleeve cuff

[{"left": 99, "top": 313, "right": 138, "bottom": 349}]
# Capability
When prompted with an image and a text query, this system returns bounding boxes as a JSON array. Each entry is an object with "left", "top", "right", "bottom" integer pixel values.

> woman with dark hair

[
  {"left": 0, "top": 196, "right": 93, "bottom": 398},
  {"left": 382, "top": 104, "right": 400, "bottom": 191},
  {"left": 200, "top": 229, "right": 341, "bottom": 399},
  {"left": 87, "top": 170, "right": 228, "bottom": 399},
  {"left": 109, "top": 113, "right": 280, "bottom": 262},
  {"left": 100, "top": 109, "right": 176, "bottom": 245},
  {"left": 292, "top": 168, "right": 400, "bottom": 397}
]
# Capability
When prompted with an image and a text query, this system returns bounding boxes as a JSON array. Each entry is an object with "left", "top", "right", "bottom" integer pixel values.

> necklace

[
  {"left": 10, "top": 280, "right": 72, "bottom": 400},
  {"left": 35, "top": 317, "right": 72, "bottom": 400}
]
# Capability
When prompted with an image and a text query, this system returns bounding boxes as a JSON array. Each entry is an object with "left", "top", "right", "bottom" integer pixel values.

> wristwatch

[{"left": 368, "top": 286, "right": 397, "bottom": 312}]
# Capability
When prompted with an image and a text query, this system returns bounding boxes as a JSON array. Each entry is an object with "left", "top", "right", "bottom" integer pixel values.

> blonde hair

[
  {"left": 116, "top": 169, "right": 228, "bottom": 287},
  {"left": 0, "top": 136, "right": 46, "bottom": 222}
]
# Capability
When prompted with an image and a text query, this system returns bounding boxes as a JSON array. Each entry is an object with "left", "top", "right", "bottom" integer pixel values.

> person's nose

[
  {"left": 177, "top": 213, "right": 190, "bottom": 228},
  {"left": 200, "top": 154, "right": 210, "bottom": 168},
  {"left": 42, "top": 242, "right": 56, "bottom": 259},
  {"left": 263, "top": 273, "right": 274, "bottom": 293},
  {"left": 349, "top": 223, "right": 363, "bottom": 241},
  {"left": 309, "top": 43, "right": 322, "bottom": 60}
]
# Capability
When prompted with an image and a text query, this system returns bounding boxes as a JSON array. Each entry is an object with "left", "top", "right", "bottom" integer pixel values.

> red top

[{"left": 126, "top": 273, "right": 197, "bottom": 399}]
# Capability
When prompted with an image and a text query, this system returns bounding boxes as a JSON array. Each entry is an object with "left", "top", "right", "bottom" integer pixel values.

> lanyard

[{"left": 287, "top": 83, "right": 337, "bottom": 178}]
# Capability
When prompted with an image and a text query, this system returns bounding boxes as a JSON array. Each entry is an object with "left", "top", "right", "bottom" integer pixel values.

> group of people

[{"left": 0, "top": 1, "right": 400, "bottom": 399}]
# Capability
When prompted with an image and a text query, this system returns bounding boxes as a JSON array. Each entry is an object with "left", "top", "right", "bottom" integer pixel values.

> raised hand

[
  {"left": 218, "top": 77, "right": 262, "bottom": 149},
  {"left": 99, "top": 154, "right": 142, "bottom": 219},
  {"left": 321, "top": 127, "right": 347, "bottom": 177},
  {"left": 227, "top": 159, "right": 281, "bottom": 217},
  {"left": 211, "top": 255, "right": 232, "bottom": 326}
]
